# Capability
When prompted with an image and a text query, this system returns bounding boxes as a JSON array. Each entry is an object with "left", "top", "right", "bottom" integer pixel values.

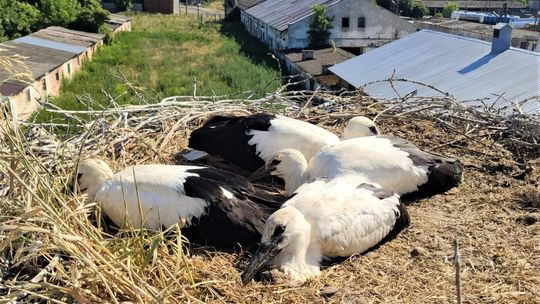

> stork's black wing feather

[
  {"left": 381, "top": 135, "right": 464, "bottom": 198},
  {"left": 188, "top": 113, "right": 275, "bottom": 171},
  {"left": 181, "top": 171, "right": 282, "bottom": 249}
]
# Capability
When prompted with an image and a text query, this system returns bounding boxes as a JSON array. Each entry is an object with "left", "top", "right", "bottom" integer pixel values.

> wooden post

[
  {"left": 192, "top": 77, "right": 197, "bottom": 99},
  {"left": 454, "top": 239, "right": 462, "bottom": 304}
]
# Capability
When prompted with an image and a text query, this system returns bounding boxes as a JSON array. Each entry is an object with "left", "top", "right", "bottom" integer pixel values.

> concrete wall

[
  {"left": 288, "top": 0, "right": 416, "bottom": 50},
  {"left": 9, "top": 54, "right": 82, "bottom": 119},
  {"left": 241, "top": 11, "right": 284, "bottom": 50},
  {"left": 113, "top": 21, "right": 132, "bottom": 33}
]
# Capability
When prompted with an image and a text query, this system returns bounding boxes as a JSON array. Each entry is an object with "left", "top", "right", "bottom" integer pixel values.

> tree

[
  {"left": 398, "top": 0, "right": 414, "bottom": 16},
  {"left": 399, "top": 0, "right": 429, "bottom": 18},
  {"left": 0, "top": 0, "right": 40, "bottom": 40},
  {"left": 307, "top": 4, "right": 334, "bottom": 49},
  {"left": 70, "top": 0, "right": 109, "bottom": 32},
  {"left": 116, "top": 0, "right": 133, "bottom": 11},
  {"left": 442, "top": 2, "right": 459, "bottom": 18},
  {"left": 39, "top": 0, "right": 81, "bottom": 27},
  {"left": 410, "top": 1, "right": 428, "bottom": 18}
]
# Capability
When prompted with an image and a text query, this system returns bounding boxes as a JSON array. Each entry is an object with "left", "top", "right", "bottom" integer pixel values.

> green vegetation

[
  {"left": 442, "top": 2, "right": 459, "bottom": 18},
  {"left": 0, "top": 0, "right": 110, "bottom": 42},
  {"left": 35, "top": 14, "right": 279, "bottom": 123},
  {"left": 308, "top": 4, "right": 334, "bottom": 49},
  {"left": 115, "top": 0, "right": 133, "bottom": 12},
  {"left": 399, "top": 0, "right": 429, "bottom": 18},
  {"left": 410, "top": 1, "right": 429, "bottom": 18},
  {"left": 204, "top": 0, "right": 225, "bottom": 11},
  {"left": 0, "top": 0, "right": 41, "bottom": 41},
  {"left": 398, "top": 0, "right": 427, "bottom": 18}
]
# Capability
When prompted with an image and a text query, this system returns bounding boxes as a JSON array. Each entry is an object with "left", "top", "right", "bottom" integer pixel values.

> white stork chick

[
  {"left": 241, "top": 179, "right": 409, "bottom": 285},
  {"left": 73, "top": 159, "right": 285, "bottom": 248},
  {"left": 255, "top": 136, "right": 463, "bottom": 198},
  {"left": 342, "top": 116, "right": 380, "bottom": 139},
  {"left": 186, "top": 113, "right": 378, "bottom": 172}
]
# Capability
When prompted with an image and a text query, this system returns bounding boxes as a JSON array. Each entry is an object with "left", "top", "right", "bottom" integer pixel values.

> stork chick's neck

[
  {"left": 273, "top": 208, "right": 322, "bottom": 283},
  {"left": 83, "top": 165, "right": 114, "bottom": 203},
  {"left": 277, "top": 156, "right": 309, "bottom": 195}
]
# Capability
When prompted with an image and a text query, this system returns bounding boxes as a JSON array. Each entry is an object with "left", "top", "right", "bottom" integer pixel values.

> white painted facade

[{"left": 241, "top": 0, "right": 416, "bottom": 52}]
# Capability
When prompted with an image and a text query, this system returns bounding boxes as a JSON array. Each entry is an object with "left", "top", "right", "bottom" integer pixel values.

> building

[
  {"left": 415, "top": 18, "right": 539, "bottom": 52},
  {"left": 240, "top": 0, "right": 416, "bottom": 54},
  {"left": 283, "top": 48, "right": 355, "bottom": 90},
  {"left": 0, "top": 17, "right": 131, "bottom": 120},
  {"left": 420, "top": 1, "right": 528, "bottom": 15},
  {"left": 530, "top": 0, "right": 540, "bottom": 12},
  {"left": 329, "top": 25, "right": 540, "bottom": 115},
  {"left": 106, "top": 14, "right": 133, "bottom": 32},
  {"left": 102, "top": 0, "right": 180, "bottom": 14}
]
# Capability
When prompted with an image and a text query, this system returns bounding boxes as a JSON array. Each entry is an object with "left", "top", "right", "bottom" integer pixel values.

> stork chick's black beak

[
  {"left": 241, "top": 240, "right": 281, "bottom": 285},
  {"left": 65, "top": 173, "right": 83, "bottom": 195}
]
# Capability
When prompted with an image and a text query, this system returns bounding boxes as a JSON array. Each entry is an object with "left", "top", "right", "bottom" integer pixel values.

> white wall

[{"left": 288, "top": 0, "right": 416, "bottom": 50}]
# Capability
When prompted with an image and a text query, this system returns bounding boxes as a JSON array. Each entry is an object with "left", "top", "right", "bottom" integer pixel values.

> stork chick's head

[
  {"left": 71, "top": 159, "right": 114, "bottom": 203},
  {"left": 250, "top": 149, "right": 309, "bottom": 195},
  {"left": 241, "top": 206, "right": 312, "bottom": 285},
  {"left": 343, "top": 116, "right": 379, "bottom": 139}
]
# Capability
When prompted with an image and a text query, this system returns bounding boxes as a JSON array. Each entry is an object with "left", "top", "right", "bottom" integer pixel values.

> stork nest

[{"left": 0, "top": 87, "right": 539, "bottom": 303}]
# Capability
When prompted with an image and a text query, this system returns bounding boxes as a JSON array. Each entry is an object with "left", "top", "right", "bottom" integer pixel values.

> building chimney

[
  {"left": 491, "top": 23, "right": 513, "bottom": 54},
  {"left": 302, "top": 50, "right": 314, "bottom": 61}
]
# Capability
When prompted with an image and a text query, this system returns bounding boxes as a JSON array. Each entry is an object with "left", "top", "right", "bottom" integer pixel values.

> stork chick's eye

[
  {"left": 369, "top": 126, "right": 378, "bottom": 135},
  {"left": 270, "top": 159, "right": 281, "bottom": 166},
  {"left": 272, "top": 225, "right": 286, "bottom": 237}
]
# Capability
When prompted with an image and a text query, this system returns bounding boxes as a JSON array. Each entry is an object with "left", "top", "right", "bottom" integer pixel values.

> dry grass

[{"left": 0, "top": 90, "right": 539, "bottom": 303}]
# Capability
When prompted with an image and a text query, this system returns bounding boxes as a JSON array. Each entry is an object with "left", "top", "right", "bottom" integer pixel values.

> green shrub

[
  {"left": 308, "top": 4, "right": 334, "bottom": 49},
  {"left": 39, "top": 0, "right": 81, "bottom": 27},
  {"left": 116, "top": 0, "right": 133, "bottom": 11},
  {"left": 410, "top": 1, "right": 429, "bottom": 18},
  {"left": 0, "top": 0, "right": 40, "bottom": 39},
  {"left": 70, "top": 0, "right": 110, "bottom": 32},
  {"left": 98, "top": 23, "right": 113, "bottom": 44},
  {"left": 442, "top": 2, "right": 459, "bottom": 18}
]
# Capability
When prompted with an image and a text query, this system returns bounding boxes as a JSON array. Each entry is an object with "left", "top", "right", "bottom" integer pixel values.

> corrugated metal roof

[
  {"left": 329, "top": 30, "right": 540, "bottom": 115},
  {"left": 245, "top": 0, "right": 339, "bottom": 31},
  {"left": 237, "top": 0, "right": 266, "bottom": 10},
  {"left": 14, "top": 36, "right": 87, "bottom": 54}
]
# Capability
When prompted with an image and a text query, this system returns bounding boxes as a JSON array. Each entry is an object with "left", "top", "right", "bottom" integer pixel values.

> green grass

[
  {"left": 35, "top": 14, "right": 279, "bottom": 123},
  {"left": 203, "top": 0, "right": 225, "bottom": 11}
]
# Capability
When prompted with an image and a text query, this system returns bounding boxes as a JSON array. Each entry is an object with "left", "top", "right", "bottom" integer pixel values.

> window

[
  {"left": 532, "top": 43, "right": 537, "bottom": 52},
  {"left": 55, "top": 71, "right": 60, "bottom": 81},
  {"left": 493, "top": 29, "right": 500, "bottom": 38},
  {"left": 77, "top": 55, "right": 81, "bottom": 65},
  {"left": 358, "top": 17, "right": 366, "bottom": 28},
  {"left": 42, "top": 79, "right": 47, "bottom": 91},
  {"left": 67, "top": 63, "right": 71, "bottom": 75},
  {"left": 341, "top": 17, "right": 350, "bottom": 28},
  {"left": 26, "top": 89, "right": 31, "bottom": 102},
  {"left": 519, "top": 41, "right": 528, "bottom": 49}
]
